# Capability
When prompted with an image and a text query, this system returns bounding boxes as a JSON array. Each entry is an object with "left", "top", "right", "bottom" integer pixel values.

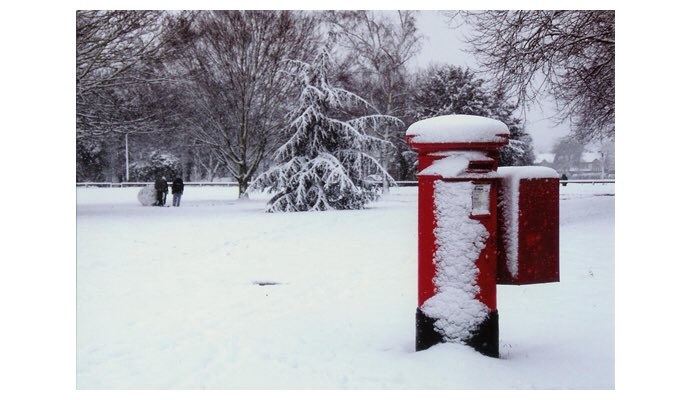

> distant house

[
  {"left": 534, "top": 151, "right": 614, "bottom": 179},
  {"left": 575, "top": 152, "right": 604, "bottom": 176}
]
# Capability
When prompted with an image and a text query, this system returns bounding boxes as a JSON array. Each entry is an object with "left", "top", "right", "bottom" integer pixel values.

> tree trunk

[
  {"left": 381, "top": 146, "right": 390, "bottom": 194},
  {"left": 238, "top": 178, "right": 249, "bottom": 199}
]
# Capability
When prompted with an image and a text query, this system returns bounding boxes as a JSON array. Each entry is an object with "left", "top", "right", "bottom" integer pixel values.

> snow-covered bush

[
  {"left": 137, "top": 184, "right": 157, "bottom": 206},
  {"left": 251, "top": 48, "right": 401, "bottom": 212},
  {"left": 130, "top": 150, "right": 181, "bottom": 182}
]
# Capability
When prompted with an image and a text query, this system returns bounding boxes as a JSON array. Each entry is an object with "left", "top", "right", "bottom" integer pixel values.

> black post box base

[
  {"left": 415, "top": 308, "right": 444, "bottom": 351},
  {"left": 416, "top": 308, "right": 499, "bottom": 358}
]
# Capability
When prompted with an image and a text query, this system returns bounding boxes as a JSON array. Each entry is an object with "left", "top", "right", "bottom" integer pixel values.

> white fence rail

[
  {"left": 77, "top": 179, "right": 614, "bottom": 188},
  {"left": 560, "top": 179, "right": 615, "bottom": 184},
  {"left": 76, "top": 181, "right": 241, "bottom": 188}
]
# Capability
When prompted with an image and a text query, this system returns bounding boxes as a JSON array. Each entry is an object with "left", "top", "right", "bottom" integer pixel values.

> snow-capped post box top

[
  {"left": 497, "top": 166, "right": 561, "bottom": 180},
  {"left": 406, "top": 115, "right": 510, "bottom": 145}
]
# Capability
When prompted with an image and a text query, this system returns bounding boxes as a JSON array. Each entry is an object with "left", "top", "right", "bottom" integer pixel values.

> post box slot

[{"left": 468, "top": 160, "right": 495, "bottom": 171}]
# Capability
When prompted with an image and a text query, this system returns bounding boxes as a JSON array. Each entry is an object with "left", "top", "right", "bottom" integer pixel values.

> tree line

[{"left": 77, "top": 10, "right": 614, "bottom": 203}]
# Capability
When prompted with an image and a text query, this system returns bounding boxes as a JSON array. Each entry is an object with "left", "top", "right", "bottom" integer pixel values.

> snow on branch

[{"left": 251, "top": 47, "right": 399, "bottom": 212}]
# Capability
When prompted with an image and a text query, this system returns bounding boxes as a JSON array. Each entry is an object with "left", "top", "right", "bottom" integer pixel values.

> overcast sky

[{"left": 410, "top": 10, "right": 571, "bottom": 153}]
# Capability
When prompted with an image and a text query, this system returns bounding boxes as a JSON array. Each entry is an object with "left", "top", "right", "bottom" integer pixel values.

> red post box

[
  {"left": 406, "top": 115, "right": 509, "bottom": 357},
  {"left": 496, "top": 167, "right": 560, "bottom": 285}
]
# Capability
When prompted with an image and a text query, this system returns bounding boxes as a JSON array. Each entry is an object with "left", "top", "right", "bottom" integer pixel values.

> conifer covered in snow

[
  {"left": 251, "top": 48, "right": 400, "bottom": 212},
  {"left": 412, "top": 65, "right": 535, "bottom": 166}
]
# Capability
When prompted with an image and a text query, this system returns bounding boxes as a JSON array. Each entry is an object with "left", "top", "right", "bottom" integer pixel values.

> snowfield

[{"left": 76, "top": 183, "right": 614, "bottom": 389}]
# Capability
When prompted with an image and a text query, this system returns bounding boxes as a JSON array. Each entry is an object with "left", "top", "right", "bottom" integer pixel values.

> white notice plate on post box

[{"left": 472, "top": 184, "right": 491, "bottom": 216}]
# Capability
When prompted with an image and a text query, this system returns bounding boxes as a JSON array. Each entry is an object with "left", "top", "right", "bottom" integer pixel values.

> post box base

[
  {"left": 415, "top": 308, "right": 444, "bottom": 351},
  {"left": 466, "top": 311, "right": 499, "bottom": 358},
  {"left": 416, "top": 308, "right": 499, "bottom": 358}
]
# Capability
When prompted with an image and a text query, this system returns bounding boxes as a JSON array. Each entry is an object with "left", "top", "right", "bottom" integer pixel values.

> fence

[
  {"left": 559, "top": 179, "right": 615, "bottom": 184},
  {"left": 76, "top": 179, "right": 614, "bottom": 188}
]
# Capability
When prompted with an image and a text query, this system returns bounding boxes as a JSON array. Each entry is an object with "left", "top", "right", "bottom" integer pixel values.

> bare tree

[
  {"left": 172, "top": 11, "right": 320, "bottom": 198},
  {"left": 552, "top": 137, "right": 584, "bottom": 175},
  {"left": 325, "top": 11, "right": 422, "bottom": 191},
  {"left": 76, "top": 10, "right": 174, "bottom": 138},
  {"left": 76, "top": 11, "right": 196, "bottom": 181},
  {"left": 449, "top": 10, "right": 615, "bottom": 143}
]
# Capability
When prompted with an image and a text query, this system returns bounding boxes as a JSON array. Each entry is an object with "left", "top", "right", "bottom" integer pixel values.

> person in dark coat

[
  {"left": 171, "top": 177, "right": 184, "bottom": 207},
  {"left": 561, "top": 173, "right": 568, "bottom": 187},
  {"left": 154, "top": 176, "right": 169, "bottom": 206}
]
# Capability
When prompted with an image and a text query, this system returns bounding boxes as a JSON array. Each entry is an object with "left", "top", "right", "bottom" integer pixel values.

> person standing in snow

[
  {"left": 154, "top": 176, "right": 169, "bottom": 206},
  {"left": 171, "top": 177, "right": 184, "bottom": 207},
  {"left": 561, "top": 173, "right": 568, "bottom": 187}
]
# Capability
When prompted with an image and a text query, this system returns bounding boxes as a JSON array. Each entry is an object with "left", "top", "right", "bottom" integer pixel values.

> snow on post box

[{"left": 496, "top": 166, "right": 560, "bottom": 285}]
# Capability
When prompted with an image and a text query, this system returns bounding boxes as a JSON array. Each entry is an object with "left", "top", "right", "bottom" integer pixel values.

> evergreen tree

[
  {"left": 490, "top": 89, "right": 535, "bottom": 167},
  {"left": 251, "top": 49, "right": 400, "bottom": 212},
  {"left": 76, "top": 136, "right": 107, "bottom": 182},
  {"left": 412, "top": 65, "right": 535, "bottom": 166},
  {"left": 130, "top": 150, "right": 181, "bottom": 181}
]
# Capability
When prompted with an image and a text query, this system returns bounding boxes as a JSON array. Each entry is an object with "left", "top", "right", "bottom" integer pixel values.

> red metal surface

[
  {"left": 406, "top": 140, "right": 508, "bottom": 154},
  {"left": 412, "top": 142, "right": 503, "bottom": 311},
  {"left": 409, "top": 121, "right": 514, "bottom": 356},
  {"left": 416, "top": 152, "right": 437, "bottom": 173},
  {"left": 468, "top": 179, "right": 498, "bottom": 311},
  {"left": 417, "top": 175, "right": 438, "bottom": 307},
  {"left": 416, "top": 177, "right": 499, "bottom": 311},
  {"left": 496, "top": 177, "right": 560, "bottom": 285}
]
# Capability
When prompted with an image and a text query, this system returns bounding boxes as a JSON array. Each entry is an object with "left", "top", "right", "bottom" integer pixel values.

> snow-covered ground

[{"left": 76, "top": 183, "right": 614, "bottom": 389}]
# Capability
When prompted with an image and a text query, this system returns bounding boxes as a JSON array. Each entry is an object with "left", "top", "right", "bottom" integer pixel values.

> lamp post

[{"left": 125, "top": 132, "right": 130, "bottom": 182}]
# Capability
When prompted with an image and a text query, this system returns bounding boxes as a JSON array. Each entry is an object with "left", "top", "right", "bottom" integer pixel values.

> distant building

[
  {"left": 534, "top": 151, "right": 614, "bottom": 179},
  {"left": 575, "top": 152, "right": 604, "bottom": 177}
]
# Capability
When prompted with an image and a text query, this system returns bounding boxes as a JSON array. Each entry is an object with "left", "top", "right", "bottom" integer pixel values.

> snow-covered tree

[
  {"left": 490, "top": 89, "right": 535, "bottom": 167},
  {"left": 552, "top": 137, "right": 584, "bottom": 175},
  {"left": 172, "top": 11, "right": 320, "bottom": 198},
  {"left": 76, "top": 10, "right": 169, "bottom": 139},
  {"left": 251, "top": 49, "right": 400, "bottom": 212},
  {"left": 76, "top": 136, "right": 107, "bottom": 182},
  {"left": 76, "top": 11, "right": 195, "bottom": 182},
  {"left": 130, "top": 150, "right": 181, "bottom": 181},
  {"left": 325, "top": 11, "right": 423, "bottom": 190},
  {"left": 412, "top": 65, "right": 535, "bottom": 166}
]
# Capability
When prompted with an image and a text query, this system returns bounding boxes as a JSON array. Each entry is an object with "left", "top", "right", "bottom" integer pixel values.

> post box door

[{"left": 497, "top": 177, "right": 559, "bottom": 285}]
